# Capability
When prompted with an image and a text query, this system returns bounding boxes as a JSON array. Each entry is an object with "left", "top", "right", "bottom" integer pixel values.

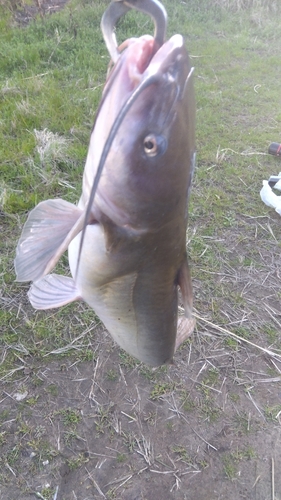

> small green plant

[
  {"left": 233, "top": 413, "right": 251, "bottom": 434},
  {"left": 26, "top": 395, "right": 39, "bottom": 406},
  {"left": 223, "top": 446, "right": 256, "bottom": 480},
  {"left": 166, "top": 421, "right": 175, "bottom": 431},
  {"left": 229, "top": 393, "right": 240, "bottom": 403},
  {"left": 40, "top": 486, "right": 54, "bottom": 500},
  {"left": 16, "top": 420, "right": 32, "bottom": 436},
  {"left": 0, "top": 410, "right": 9, "bottom": 423},
  {"left": 203, "top": 367, "right": 219, "bottom": 386},
  {"left": 119, "top": 351, "right": 139, "bottom": 369},
  {"left": 67, "top": 453, "right": 88, "bottom": 470},
  {"left": 179, "top": 391, "right": 196, "bottom": 412},
  {"left": 150, "top": 382, "right": 175, "bottom": 400},
  {"left": 223, "top": 454, "right": 237, "bottom": 480},
  {"left": 265, "top": 405, "right": 281, "bottom": 421},
  {"left": 172, "top": 445, "right": 190, "bottom": 462},
  {"left": 46, "top": 384, "right": 59, "bottom": 396},
  {"left": 200, "top": 398, "right": 221, "bottom": 423},
  {"left": 0, "top": 431, "right": 7, "bottom": 446},
  {"left": 60, "top": 408, "right": 81, "bottom": 427},
  {"left": 144, "top": 411, "right": 157, "bottom": 425},
  {"left": 94, "top": 405, "right": 113, "bottom": 435},
  {"left": 139, "top": 366, "right": 156, "bottom": 381},
  {"left": 116, "top": 453, "right": 127, "bottom": 463},
  {"left": 106, "top": 369, "right": 118, "bottom": 381},
  {"left": 6, "top": 444, "right": 21, "bottom": 465}
]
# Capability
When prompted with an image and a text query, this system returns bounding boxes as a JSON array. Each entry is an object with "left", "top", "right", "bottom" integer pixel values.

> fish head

[{"left": 84, "top": 33, "right": 195, "bottom": 233}]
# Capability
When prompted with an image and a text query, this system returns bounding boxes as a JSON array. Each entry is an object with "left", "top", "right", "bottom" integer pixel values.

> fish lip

[
  {"left": 107, "top": 34, "right": 189, "bottom": 107},
  {"left": 104, "top": 34, "right": 188, "bottom": 109},
  {"left": 142, "top": 34, "right": 189, "bottom": 89}
]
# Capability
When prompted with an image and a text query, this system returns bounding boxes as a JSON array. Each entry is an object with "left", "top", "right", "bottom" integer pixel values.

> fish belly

[{"left": 68, "top": 224, "right": 176, "bottom": 366}]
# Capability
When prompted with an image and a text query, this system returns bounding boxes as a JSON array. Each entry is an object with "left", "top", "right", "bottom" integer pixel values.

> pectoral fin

[
  {"left": 15, "top": 199, "right": 93, "bottom": 282},
  {"left": 175, "top": 258, "right": 195, "bottom": 350},
  {"left": 175, "top": 316, "right": 196, "bottom": 350},
  {"left": 28, "top": 274, "right": 81, "bottom": 310},
  {"left": 177, "top": 257, "right": 193, "bottom": 318}
]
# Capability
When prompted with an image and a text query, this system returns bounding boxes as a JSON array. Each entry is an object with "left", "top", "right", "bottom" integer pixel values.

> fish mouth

[
  {"left": 101, "top": 0, "right": 167, "bottom": 63},
  {"left": 103, "top": 28, "right": 189, "bottom": 100}
]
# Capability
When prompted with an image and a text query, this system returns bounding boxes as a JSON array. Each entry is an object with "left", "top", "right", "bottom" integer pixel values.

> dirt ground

[
  {"left": 1, "top": 312, "right": 281, "bottom": 500},
  {"left": 10, "top": 0, "right": 70, "bottom": 25},
  {"left": 1, "top": 1, "right": 281, "bottom": 500}
]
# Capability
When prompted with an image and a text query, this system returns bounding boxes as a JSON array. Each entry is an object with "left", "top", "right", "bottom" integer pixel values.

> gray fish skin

[{"left": 14, "top": 34, "right": 196, "bottom": 367}]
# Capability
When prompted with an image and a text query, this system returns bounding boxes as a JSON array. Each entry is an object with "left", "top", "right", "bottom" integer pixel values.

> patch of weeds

[
  {"left": 26, "top": 395, "right": 39, "bottom": 406},
  {"left": 144, "top": 411, "right": 157, "bottom": 425},
  {"left": 106, "top": 488, "right": 117, "bottom": 499},
  {"left": 59, "top": 408, "right": 81, "bottom": 427},
  {"left": 229, "top": 393, "right": 240, "bottom": 403},
  {"left": 116, "top": 453, "right": 127, "bottom": 463},
  {"left": 166, "top": 421, "right": 175, "bottom": 431},
  {"left": 67, "top": 453, "right": 89, "bottom": 470},
  {"left": 139, "top": 366, "right": 156, "bottom": 381},
  {"left": 172, "top": 445, "right": 190, "bottom": 462},
  {"left": 233, "top": 412, "right": 250, "bottom": 434},
  {"left": 198, "top": 374, "right": 221, "bottom": 422},
  {"left": 224, "top": 337, "right": 239, "bottom": 349},
  {"left": 31, "top": 375, "right": 44, "bottom": 387},
  {"left": 222, "top": 454, "right": 237, "bottom": 480},
  {"left": 122, "top": 431, "right": 137, "bottom": 453},
  {"left": 6, "top": 444, "right": 21, "bottom": 466},
  {"left": 150, "top": 382, "right": 175, "bottom": 400},
  {"left": 179, "top": 390, "right": 196, "bottom": 412},
  {"left": 223, "top": 446, "right": 256, "bottom": 480},
  {"left": 0, "top": 410, "right": 9, "bottom": 423},
  {"left": 155, "top": 365, "right": 169, "bottom": 375},
  {"left": 16, "top": 420, "right": 32, "bottom": 436},
  {"left": 202, "top": 367, "right": 220, "bottom": 387},
  {"left": 64, "top": 429, "right": 83, "bottom": 447},
  {"left": 172, "top": 446, "right": 205, "bottom": 469},
  {"left": 94, "top": 405, "right": 112, "bottom": 435},
  {"left": 40, "top": 486, "right": 54, "bottom": 500},
  {"left": 106, "top": 369, "right": 118, "bottom": 381},
  {"left": 0, "top": 431, "right": 7, "bottom": 446},
  {"left": 199, "top": 459, "right": 209, "bottom": 469},
  {"left": 80, "top": 349, "right": 95, "bottom": 361},
  {"left": 231, "top": 447, "right": 256, "bottom": 461},
  {"left": 232, "top": 326, "right": 252, "bottom": 340},
  {"left": 199, "top": 395, "right": 221, "bottom": 423},
  {"left": 119, "top": 350, "right": 139, "bottom": 369},
  {"left": 264, "top": 404, "right": 281, "bottom": 421},
  {"left": 263, "top": 324, "right": 280, "bottom": 344},
  {"left": 222, "top": 211, "right": 237, "bottom": 227},
  {"left": 46, "top": 384, "right": 59, "bottom": 397}
]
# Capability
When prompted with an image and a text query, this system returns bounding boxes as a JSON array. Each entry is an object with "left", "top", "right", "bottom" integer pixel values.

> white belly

[{"left": 68, "top": 223, "right": 140, "bottom": 357}]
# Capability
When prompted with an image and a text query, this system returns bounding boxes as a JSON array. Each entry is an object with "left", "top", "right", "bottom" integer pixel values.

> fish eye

[{"left": 143, "top": 134, "right": 166, "bottom": 157}]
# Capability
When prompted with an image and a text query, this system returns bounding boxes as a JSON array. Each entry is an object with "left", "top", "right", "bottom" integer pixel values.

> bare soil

[
  {"left": 1, "top": 315, "right": 281, "bottom": 500},
  {"left": 10, "top": 0, "right": 70, "bottom": 25}
]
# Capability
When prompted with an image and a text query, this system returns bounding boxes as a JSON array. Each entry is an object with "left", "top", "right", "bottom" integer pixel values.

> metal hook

[{"left": 101, "top": 0, "right": 167, "bottom": 63}]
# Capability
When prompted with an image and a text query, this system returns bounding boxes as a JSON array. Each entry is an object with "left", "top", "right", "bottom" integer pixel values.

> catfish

[{"left": 15, "top": 29, "right": 196, "bottom": 366}]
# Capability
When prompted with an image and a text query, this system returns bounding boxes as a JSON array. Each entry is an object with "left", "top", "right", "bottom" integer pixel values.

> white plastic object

[{"left": 260, "top": 176, "right": 281, "bottom": 215}]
